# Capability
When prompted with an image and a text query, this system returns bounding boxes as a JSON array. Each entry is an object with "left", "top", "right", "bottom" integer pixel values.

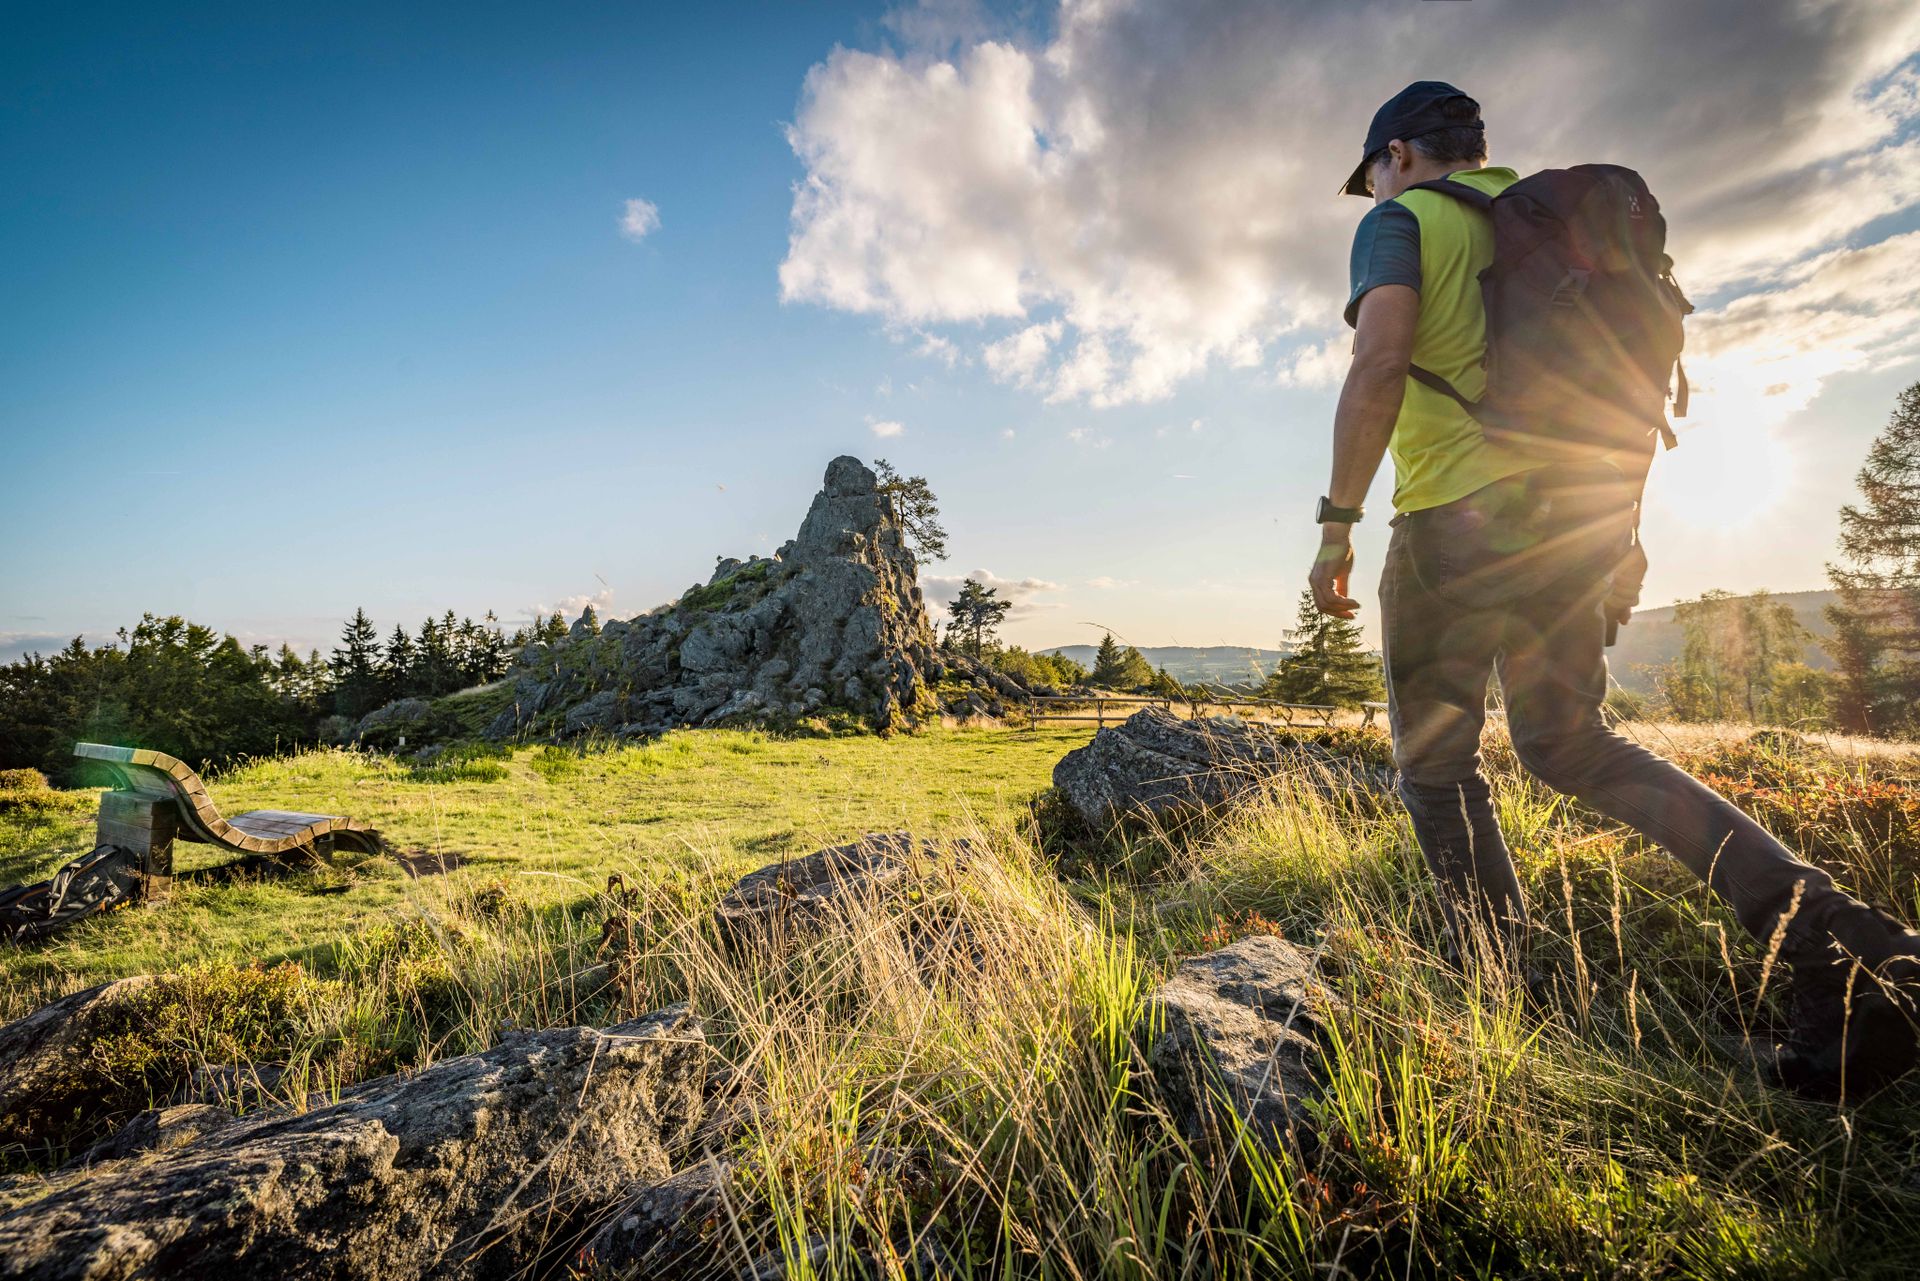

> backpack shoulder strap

[
  {"left": 1407, "top": 364, "right": 1480, "bottom": 417},
  {"left": 1404, "top": 176, "right": 1497, "bottom": 214}
]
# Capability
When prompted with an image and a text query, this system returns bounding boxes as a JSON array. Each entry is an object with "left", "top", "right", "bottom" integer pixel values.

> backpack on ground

[{"left": 1407, "top": 164, "right": 1692, "bottom": 456}]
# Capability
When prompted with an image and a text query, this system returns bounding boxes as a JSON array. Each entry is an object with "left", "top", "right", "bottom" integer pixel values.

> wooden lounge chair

[{"left": 73, "top": 742, "right": 381, "bottom": 901}]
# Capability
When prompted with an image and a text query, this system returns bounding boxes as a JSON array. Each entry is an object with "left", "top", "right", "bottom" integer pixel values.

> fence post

[{"left": 1098, "top": 699, "right": 1105, "bottom": 731}]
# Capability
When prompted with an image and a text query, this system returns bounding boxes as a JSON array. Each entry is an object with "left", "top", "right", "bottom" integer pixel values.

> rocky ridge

[{"left": 446, "top": 456, "right": 1020, "bottom": 743}]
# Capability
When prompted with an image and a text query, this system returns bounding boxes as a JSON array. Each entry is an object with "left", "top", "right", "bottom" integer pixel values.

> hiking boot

[{"left": 1772, "top": 907, "right": 1920, "bottom": 1101}]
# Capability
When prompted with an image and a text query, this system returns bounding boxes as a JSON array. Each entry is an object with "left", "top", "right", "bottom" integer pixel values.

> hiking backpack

[{"left": 1406, "top": 164, "right": 1693, "bottom": 455}]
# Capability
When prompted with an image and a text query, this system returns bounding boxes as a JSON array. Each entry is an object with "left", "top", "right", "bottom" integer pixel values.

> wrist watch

[{"left": 1315, "top": 496, "right": 1365, "bottom": 524}]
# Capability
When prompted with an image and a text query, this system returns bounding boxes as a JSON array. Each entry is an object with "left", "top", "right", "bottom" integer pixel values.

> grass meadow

[{"left": 3, "top": 721, "right": 1919, "bottom": 1277}]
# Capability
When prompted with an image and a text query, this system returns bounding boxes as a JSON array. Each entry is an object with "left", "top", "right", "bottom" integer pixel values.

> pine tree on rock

[
  {"left": 1263, "top": 590, "right": 1384, "bottom": 708},
  {"left": 1827, "top": 381, "right": 1920, "bottom": 733}
]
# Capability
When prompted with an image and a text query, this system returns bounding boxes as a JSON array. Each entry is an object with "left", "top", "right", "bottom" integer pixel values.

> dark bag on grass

[
  {"left": 1406, "top": 165, "right": 1693, "bottom": 457},
  {"left": 0, "top": 844, "right": 142, "bottom": 944}
]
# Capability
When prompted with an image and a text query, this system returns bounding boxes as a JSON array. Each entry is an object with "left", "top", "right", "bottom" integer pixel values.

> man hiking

[{"left": 1309, "top": 80, "right": 1920, "bottom": 1099}]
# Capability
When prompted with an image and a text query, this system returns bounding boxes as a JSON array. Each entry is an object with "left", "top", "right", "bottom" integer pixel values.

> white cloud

[
  {"left": 619, "top": 197, "right": 661, "bottom": 242},
  {"left": 983, "top": 318, "right": 1063, "bottom": 387},
  {"left": 1274, "top": 334, "right": 1351, "bottom": 391},
  {"left": 914, "top": 330, "right": 963, "bottom": 367},
  {"left": 868, "top": 417, "right": 906, "bottom": 438},
  {"left": 1066, "top": 425, "right": 1112, "bottom": 449},
  {"left": 783, "top": 1, "right": 1920, "bottom": 409},
  {"left": 1683, "top": 229, "right": 1920, "bottom": 434},
  {"left": 1000, "top": 427, "right": 1016, "bottom": 439},
  {"left": 1086, "top": 576, "right": 1136, "bottom": 589},
  {"left": 922, "top": 568, "right": 1064, "bottom": 618}
]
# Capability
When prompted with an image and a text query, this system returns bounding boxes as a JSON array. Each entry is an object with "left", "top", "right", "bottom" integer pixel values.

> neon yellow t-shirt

[{"left": 1346, "top": 166, "right": 1545, "bottom": 514}]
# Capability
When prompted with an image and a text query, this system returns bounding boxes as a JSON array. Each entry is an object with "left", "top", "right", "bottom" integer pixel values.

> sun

[
  {"left": 1646, "top": 419, "right": 1796, "bottom": 532},
  {"left": 1641, "top": 351, "right": 1813, "bottom": 532}
]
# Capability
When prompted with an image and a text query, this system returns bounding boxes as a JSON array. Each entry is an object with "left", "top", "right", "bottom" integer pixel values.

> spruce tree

[
  {"left": 1827, "top": 381, "right": 1920, "bottom": 732},
  {"left": 1264, "top": 590, "right": 1383, "bottom": 708},
  {"left": 1090, "top": 634, "right": 1126, "bottom": 687},
  {"left": 330, "top": 608, "right": 383, "bottom": 719},
  {"left": 380, "top": 624, "right": 416, "bottom": 701},
  {"left": 1089, "top": 634, "right": 1153, "bottom": 689}
]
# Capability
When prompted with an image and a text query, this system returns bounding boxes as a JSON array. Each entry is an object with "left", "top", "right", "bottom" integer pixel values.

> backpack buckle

[{"left": 1550, "top": 268, "right": 1591, "bottom": 308}]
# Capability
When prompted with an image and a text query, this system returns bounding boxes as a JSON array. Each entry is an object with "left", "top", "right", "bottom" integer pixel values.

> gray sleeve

[{"left": 1345, "top": 201, "right": 1421, "bottom": 328}]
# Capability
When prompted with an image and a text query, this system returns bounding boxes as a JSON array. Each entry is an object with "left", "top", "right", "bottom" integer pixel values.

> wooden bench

[
  {"left": 74, "top": 742, "right": 381, "bottom": 901},
  {"left": 1361, "top": 701, "right": 1387, "bottom": 728}
]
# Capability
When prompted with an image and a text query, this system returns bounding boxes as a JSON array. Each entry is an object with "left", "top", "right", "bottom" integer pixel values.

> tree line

[
  {"left": 0, "top": 607, "right": 560, "bottom": 780},
  {"left": 943, "top": 575, "right": 1386, "bottom": 707}
]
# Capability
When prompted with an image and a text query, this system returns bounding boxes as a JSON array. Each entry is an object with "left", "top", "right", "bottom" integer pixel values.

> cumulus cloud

[
  {"left": 922, "top": 568, "right": 1063, "bottom": 617},
  {"left": 868, "top": 417, "right": 906, "bottom": 437},
  {"left": 782, "top": 0, "right": 1920, "bottom": 412},
  {"left": 620, "top": 197, "right": 661, "bottom": 242}
]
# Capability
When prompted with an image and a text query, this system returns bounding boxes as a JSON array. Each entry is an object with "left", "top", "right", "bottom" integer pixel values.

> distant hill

[
  {"left": 1039, "top": 644, "right": 1285, "bottom": 688},
  {"left": 1607, "top": 589, "right": 1837, "bottom": 693},
  {"left": 1039, "top": 589, "right": 1840, "bottom": 696}
]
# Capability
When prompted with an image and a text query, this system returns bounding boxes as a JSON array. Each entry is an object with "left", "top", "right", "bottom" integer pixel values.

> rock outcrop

[
  {"left": 1144, "top": 935, "right": 1339, "bottom": 1150},
  {"left": 0, "top": 1004, "right": 708, "bottom": 1281},
  {"left": 463, "top": 457, "right": 1017, "bottom": 743},
  {"left": 0, "top": 976, "right": 155, "bottom": 1151},
  {"left": 712, "top": 831, "right": 964, "bottom": 950},
  {"left": 1052, "top": 707, "right": 1392, "bottom": 830}
]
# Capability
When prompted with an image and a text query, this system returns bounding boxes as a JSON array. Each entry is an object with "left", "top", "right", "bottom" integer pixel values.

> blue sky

[{"left": 6, "top": 1, "right": 1920, "bottom": 664}]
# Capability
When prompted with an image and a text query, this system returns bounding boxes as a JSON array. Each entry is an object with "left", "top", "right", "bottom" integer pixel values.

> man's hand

[
  {"left": 1605, "top": 540, "right": 1648, "bottom": 629},
  {"left": 1310, "top": 532, "right": 1360, "bottom": 618}
]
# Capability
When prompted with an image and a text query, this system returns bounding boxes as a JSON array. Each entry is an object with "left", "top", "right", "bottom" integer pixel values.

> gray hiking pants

[{"left": 1381, "top": 465, "right": 1846, "bottom": 962}]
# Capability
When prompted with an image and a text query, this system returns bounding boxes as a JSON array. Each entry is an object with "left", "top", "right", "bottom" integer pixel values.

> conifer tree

[
  {"left": 330, "top": 608, "right": 383, "bottom": 719},
  {"left": 1090, "top": 634, "right": 1154, "bottom": 689},
  {"left": 1827, "top": 381, "right": 1920, "bottom": 732},
  {"left": 946, "top": 578, "right": 1010, "bottom": 658},
  {"left": 380, "top": 624, "right": 416, "bottom": 700},
  {"left": 874, "top": 458, "right": 948, "bottom": 565},
  {"left": 1263, "top": 591, "right": 1383, "bottom": 707},
  {"left": 1090, "top": 634, "right": 1125, "bottom": 687}
]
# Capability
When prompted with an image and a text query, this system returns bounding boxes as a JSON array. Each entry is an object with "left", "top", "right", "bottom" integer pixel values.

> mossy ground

[{"left": 3, "top": 722, "right": 1919, "bottom": 1275}]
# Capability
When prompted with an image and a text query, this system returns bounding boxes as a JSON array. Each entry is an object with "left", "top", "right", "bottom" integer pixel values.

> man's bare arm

[{"left": 1308, "top": 283, "right": 1419, "bottom": 619}]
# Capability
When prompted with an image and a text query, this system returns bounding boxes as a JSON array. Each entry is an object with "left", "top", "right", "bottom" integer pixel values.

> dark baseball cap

[{"left": 1340, "top": 80, "right": 1483, "bottom": 196}]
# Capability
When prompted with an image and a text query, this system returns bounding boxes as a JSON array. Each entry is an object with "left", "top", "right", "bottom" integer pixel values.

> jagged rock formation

[
  {"left": 1144, "top": 935, "right": 1339, "bottom": 1150},
  {"left": 467, "top": 456, "right": 1020, "bottom": 742},
  {"left": 0, "top": 1005, "right": 707, "bottom": 1281},
  {"left": 1052, "top": 707, "right": 1394, "bottom": 831}
]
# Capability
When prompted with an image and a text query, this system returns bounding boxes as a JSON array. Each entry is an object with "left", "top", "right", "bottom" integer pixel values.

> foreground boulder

[
  {"left": 1053, "top": 707, "right": 1390, "bottom": 831},
  {"left": 0, "top": 976, "right": 155, "bottom": 1153},
  {"left": 1145, "top": 936, "right": 1339, "bottom": 1150},
  {"left": 713, "top": 831, "right": 964, "bottom": 949},
  {"left": 0, "top": 1004, "right": 707, "bottom": 1281}
]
